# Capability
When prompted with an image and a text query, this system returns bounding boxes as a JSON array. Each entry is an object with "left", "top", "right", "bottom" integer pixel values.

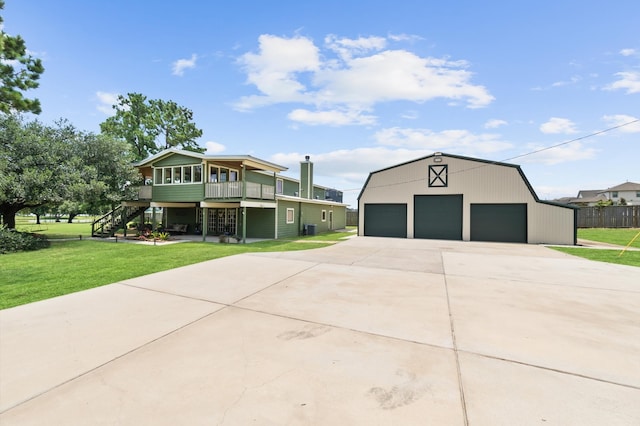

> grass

[
  {"left": 551, "top": 247, "right": 640, "bottom": 268},
  {"left": 0, "top": 230, "right": 354, "bottom": 310},
  {"left": 15, "top": 216, "right": 94, "bottom": 239},
  {"left": 577, "top": 228, "right": 640, "bottom": 248},
  {"left": 551, "top": 228, "right": 640, "bottom": 268}
]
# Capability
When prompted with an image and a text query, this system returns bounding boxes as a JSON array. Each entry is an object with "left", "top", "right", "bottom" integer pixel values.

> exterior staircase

[{"left": 91, "top": 205, "right": 148, "bottom": 238}]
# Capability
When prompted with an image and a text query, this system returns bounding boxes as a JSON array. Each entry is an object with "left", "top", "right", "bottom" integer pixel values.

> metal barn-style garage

[{"left": 358, "top": 153, "right": 576, "bottom": 245}]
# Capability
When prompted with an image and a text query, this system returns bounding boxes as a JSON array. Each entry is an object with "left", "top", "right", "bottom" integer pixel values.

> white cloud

[
  {"left": 204, "top": 141, "right": 226, "bottom": 154},
  {"left": 540, "top": 117, "right": 578, "bottom": 134},
  {"left": 605, "top": 71, "right": 640, "bottom": 94},
  {"left": 620, "top": 48, "right": 637, "bottom": 56},
  {"left": 270, "top": 146, "right": 429, "bottom": 207},
  {"left": 324, "top": 34, "right": 387, "bottom": 60},
  {"left": 235, "top": 33, "right": 494, "bottom": 123},
  {"left": 387, "top": 33, "right": 423, "bottom": 43},
  {"left": 401, "top": 110, "right": 419, "bottom": 120},
  {"left": 172, "top": 54, "right": 197, "bottom": 76},
  {"left": 374, "top": 127, "right": 512, "bottom": 155},
  {"left": 602, "top": 114, "right": 640, "bottom": 132},
  {"left": 519, "top": 142, "right": 597, "bottom": 165},
  {"left": 236, "top": 34, "right": 320, "bottom": 110},
  {"left": 95, "top": 91, "right": 119, "bottom": 115},
  {"left": 551, "top": 75, "right": 581, "bottom": 87},
  {"left": 484, "top": 119, "right": 507, "bottom": 129},
  {"left": 287, "top": 108, "right": 376, "bottom": 126},
  {"left": 314, "top": 50, "right": 493, "bottom": 108},
  {"left": 271, "top": 146, "right": 427, "bottom": 187}
]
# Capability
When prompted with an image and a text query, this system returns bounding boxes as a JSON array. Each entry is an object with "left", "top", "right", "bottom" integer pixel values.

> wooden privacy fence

[
  {"left": 346, "top": 210, "right": 359, "bottom": 227},
  {"left": 577, "top": 206, "right": 640, "bottom": 228}
]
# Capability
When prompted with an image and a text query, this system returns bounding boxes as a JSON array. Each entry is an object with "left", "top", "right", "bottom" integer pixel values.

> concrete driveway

[{"left": 1, "top": 237, "right": 639, "bottom": 425}]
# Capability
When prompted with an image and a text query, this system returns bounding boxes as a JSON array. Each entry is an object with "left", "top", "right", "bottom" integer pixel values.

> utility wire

[
  {"left": 342, "top": 118, "right": 639, "bottom": 193},
  {"left": 500, "top": 118, "right": 639, "bottom": 163}
]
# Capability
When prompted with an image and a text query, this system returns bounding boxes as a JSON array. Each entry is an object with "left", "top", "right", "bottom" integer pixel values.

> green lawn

[
  {"left": 0, "top": 231, "right": 352, "bottom": 310},
  {"left": 552, "top": 228, "right": 640, "bottom": 268},
  {"left": 551, "top": 247, "right": 640, "bottom": 268},
  {"left": 577, "top": 228, "right": 640, "bottom": 248},
  {"left": 15, "top": 216, "right": 94, "bottom": 239}
]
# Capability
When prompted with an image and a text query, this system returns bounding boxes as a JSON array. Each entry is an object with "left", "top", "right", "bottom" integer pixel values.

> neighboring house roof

[
  {"left": 577, "top": 190, "right": 602, "bottom": 198},
  {"left": 604, "top": 181, "right": 640, "bottom": 192},
  {"left": 134, "top": 148, "right": 288, "bottom": 173},
  {"left": 564, "top": 194, "right": 608, "bottom": 205}
]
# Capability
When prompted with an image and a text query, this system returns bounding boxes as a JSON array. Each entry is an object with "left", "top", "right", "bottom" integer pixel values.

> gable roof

[
  {"left": 604, "top": 181, "right": 640, "bottom": 192},
  {"left": 577, "top": 190, "right": 602, "bottom": 198},
  {"left": 134, "top": 148, "right": 288, "bottom": 173},
  {"left": 358, "top": 152, "right": 576, "bottom": 209}
]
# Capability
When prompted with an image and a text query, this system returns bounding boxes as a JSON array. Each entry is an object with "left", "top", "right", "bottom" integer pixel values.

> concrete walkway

[{"left": 1, "top": 237, "right": 639, "bottom": 425}]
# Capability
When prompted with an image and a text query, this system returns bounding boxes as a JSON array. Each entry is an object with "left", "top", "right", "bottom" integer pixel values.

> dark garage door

[
  {"left": 364, "top": 203, "right": 407, "bottom": 238},
  {"left": 414, "top": 195, "right": 463, "bottom": 240},
  {"left": 471, "top": 203, "right": 527, "bottom": 243}
]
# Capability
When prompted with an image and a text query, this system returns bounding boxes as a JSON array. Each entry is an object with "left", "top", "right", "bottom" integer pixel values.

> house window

[
  {"left": 276, "top": 179, "right": 283, "bottom": 194},
  {"left": 612, "top": 191, "right": 618, "bottom": 198},
  {"left": 636, "top": 191, "right": 640, "bottom": 197},
  {"left": 209, "top": 166, "right": 239, "bottom": 183},
  {"left": 154, "top": 165, "right": 203, "bottom": 185},
  {"left": 286, "top": 208, "right": 295, "bottom": 224},
  {"left": 321, "top": 210, "right": 327, "bottom": 222}
]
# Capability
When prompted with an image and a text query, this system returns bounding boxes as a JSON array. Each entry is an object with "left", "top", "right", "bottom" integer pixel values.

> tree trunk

[
  {"left": 67, "top": 213, "right": 78, "bottom": 223},
  {"left": 0, "top": 206, "right": 20, "bottom": 229},
  {"left": 36, "top": 214, "right": 41, "bottom": 224}
]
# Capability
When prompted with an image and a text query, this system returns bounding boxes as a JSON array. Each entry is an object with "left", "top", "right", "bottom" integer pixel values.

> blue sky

[{"left": 4, "top": 0, "right": 639, "bottom": 207}]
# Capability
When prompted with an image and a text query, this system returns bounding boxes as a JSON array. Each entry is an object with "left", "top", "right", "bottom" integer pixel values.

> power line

[
  {"left": 500, "top": 118, "right": 639, "bottom": 163},
  {"left": 345, "top": 118, "right": 639, "bottom": 193}
]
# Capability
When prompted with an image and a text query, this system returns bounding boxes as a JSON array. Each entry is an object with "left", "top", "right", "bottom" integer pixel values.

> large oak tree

[
  {"left": 100, "top": 93, "right": 204, "bottom": 161},
  {"left": 0, "top": 115, "right": 139, "bottom": 228},
  {"left": 0, "top": 115, "right": 75, "bottom": 228}
]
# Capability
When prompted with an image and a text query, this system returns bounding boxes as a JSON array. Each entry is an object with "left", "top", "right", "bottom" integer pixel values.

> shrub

[
  {"left": 152, "top": 231, "right": 170, "bottom": 241},
  {"left": 0, "top": 228, "right": 50, "bottom": 254}
]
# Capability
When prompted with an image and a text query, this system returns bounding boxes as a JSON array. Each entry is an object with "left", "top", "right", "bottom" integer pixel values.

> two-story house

[
  {"left": 600, "top": 181, "right": 640, "bottom": 205},
  {"left": 92, "top": 149, "right": 347, "bottom": 242}
]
